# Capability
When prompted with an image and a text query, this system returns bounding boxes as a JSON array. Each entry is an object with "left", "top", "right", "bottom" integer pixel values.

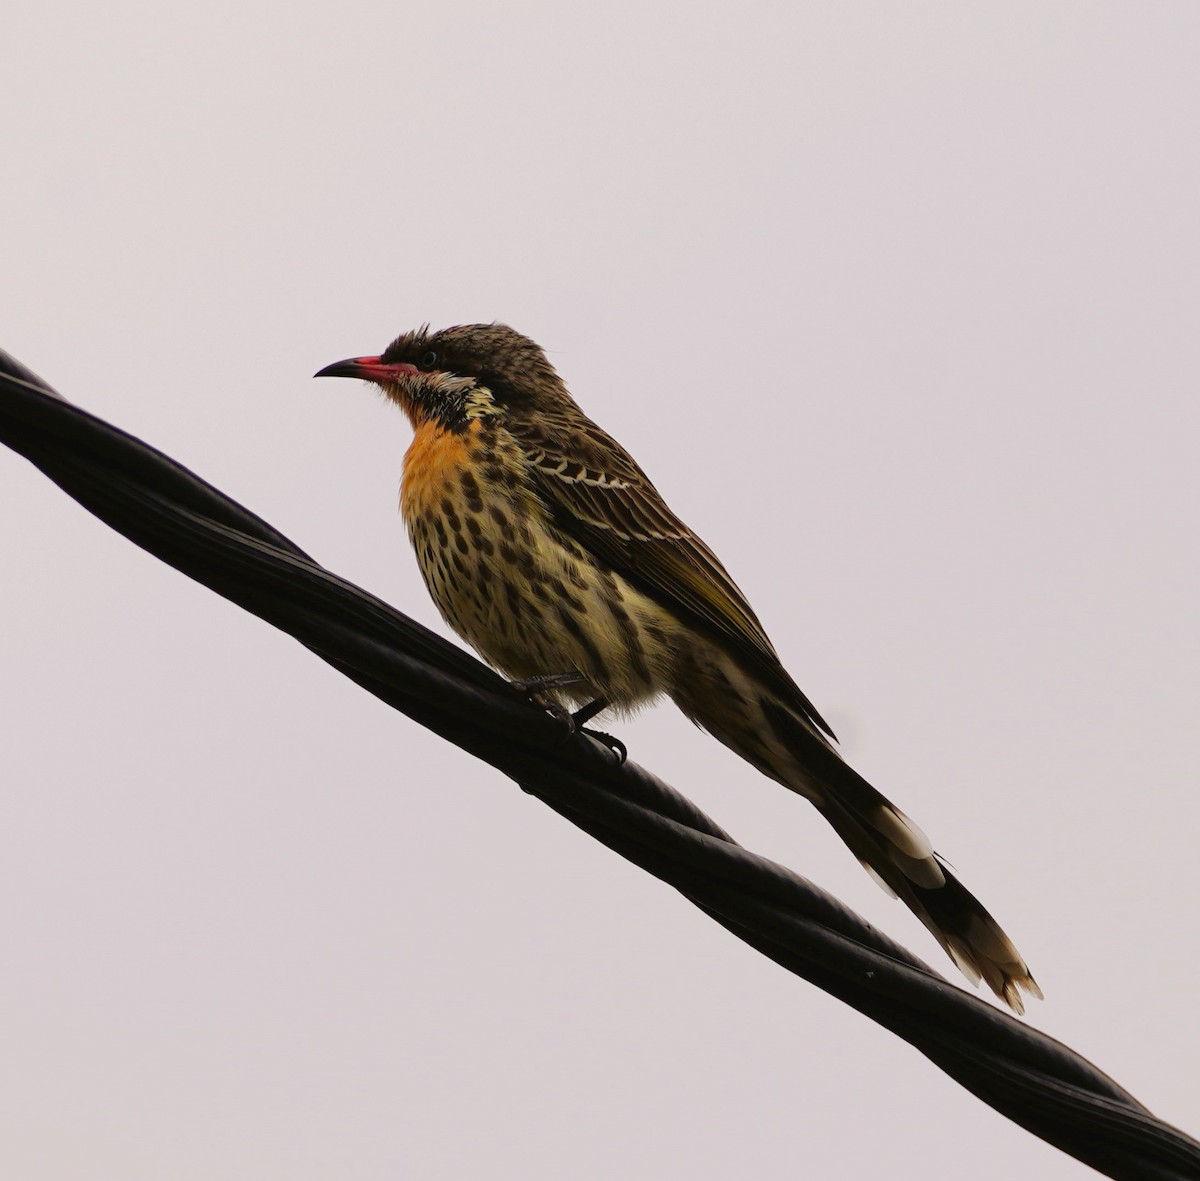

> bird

[{"left": 316, "top": 323, "right": 1041, "bottom": 1013}]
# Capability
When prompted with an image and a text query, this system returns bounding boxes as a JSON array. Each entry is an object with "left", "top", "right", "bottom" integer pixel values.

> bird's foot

[
  {"left": 511, "top": 671, "right": 586, "bottom": 721},
  {"left": 570, "top": 695, "right": 627, "bottom": 763},
  {"left": 510, "top": 674, "right": 626, "bottom": 765},
  {"left": 578, "top": 724, "right": 627, "bottom": 765},
  {"left": 511, "top": 670, "right": 586, "bottom": 701},
  {"left": 557, "top": 696, "right": 625, "bottom": 764}
]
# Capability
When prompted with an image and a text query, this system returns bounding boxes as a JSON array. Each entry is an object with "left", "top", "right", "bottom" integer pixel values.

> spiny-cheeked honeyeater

[{"left": 316, "top": 323, "right": 1040, "bottom": 1013}]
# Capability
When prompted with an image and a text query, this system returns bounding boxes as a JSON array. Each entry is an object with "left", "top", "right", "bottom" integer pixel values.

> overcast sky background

[{"left": 2, "top": 4, "right": 1197, "bottom": 1178}]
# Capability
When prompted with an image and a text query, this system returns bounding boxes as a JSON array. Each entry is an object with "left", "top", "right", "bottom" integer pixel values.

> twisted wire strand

[{"left": 2, "top": 349, "right": 1197, "bottom": 1181}]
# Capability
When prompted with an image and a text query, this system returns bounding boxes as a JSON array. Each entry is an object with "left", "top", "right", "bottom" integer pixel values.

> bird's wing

[{"left": 514, "top": 416, "right": 835, "bottom": 739}]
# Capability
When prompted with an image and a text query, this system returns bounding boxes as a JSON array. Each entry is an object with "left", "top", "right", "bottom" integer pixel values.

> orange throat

[{"left": 400, "top": 418, "right": 476, "bottom": 523}]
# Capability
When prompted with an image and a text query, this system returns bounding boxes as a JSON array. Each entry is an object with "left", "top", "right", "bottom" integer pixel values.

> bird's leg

[
  {"left": 570, "top": 697, "right": 606, "bottom": 727},
  {"left": 510, "top": 674, "right": 626, "bottom": 765}
]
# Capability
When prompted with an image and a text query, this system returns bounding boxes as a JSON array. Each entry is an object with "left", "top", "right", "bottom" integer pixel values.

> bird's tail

[{"left": 675, "top": 673, "right": 1041, "bottom": 1013}]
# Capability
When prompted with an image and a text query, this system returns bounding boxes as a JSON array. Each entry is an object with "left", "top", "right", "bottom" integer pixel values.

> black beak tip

[{"left": 314, "top": 359, "right": 358, "bottom": 380}]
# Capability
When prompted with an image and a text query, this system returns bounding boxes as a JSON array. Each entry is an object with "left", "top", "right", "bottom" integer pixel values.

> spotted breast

[{"left": 400, "top": 416, "right": 678, "bottom": 711}]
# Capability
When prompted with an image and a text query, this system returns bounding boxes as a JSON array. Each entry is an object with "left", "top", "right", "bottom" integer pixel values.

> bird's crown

[{"left": 381, "top": 323, "right": 567, "bottom": 408}]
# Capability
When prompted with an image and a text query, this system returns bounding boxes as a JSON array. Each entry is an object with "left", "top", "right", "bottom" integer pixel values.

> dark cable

[{"left": 2, "top": 349, "right": 1197, "bottom": 1181}]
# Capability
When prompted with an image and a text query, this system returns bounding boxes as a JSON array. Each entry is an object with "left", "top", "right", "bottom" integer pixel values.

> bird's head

[{"left": 315, "top": 323, "right": 568, "bottom": 430}]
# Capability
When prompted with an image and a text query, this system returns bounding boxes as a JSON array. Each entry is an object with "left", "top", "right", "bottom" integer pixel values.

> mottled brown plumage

[{"left": 316, "top": 323, "right": 1041, "bottom": 1012}]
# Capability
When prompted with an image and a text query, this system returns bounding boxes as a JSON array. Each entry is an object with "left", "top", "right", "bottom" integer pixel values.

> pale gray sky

[{"left": 2, "top": 3, "right": 1197, "bottom": 1177}]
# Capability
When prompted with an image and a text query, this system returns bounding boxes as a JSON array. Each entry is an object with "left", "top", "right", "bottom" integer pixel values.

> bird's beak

[{"left": 313, "top": 356, "right": 418, "bottom": 383}]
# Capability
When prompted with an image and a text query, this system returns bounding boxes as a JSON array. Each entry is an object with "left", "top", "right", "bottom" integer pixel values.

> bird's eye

[{"left": 417, "top": 349, "right": 439, "bottom": 371}]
